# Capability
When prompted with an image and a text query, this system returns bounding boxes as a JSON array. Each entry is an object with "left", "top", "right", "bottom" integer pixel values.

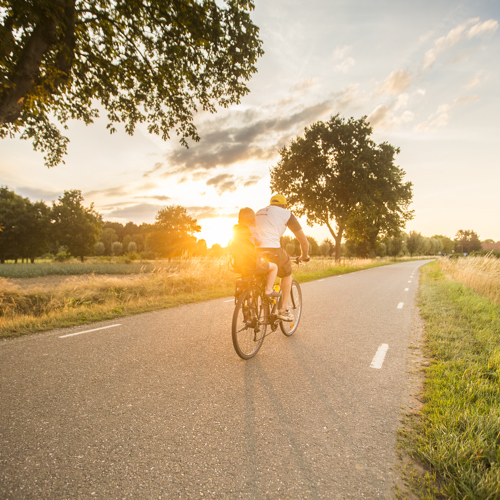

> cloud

[
  {"left": 332, "top": 45, "right": 351, "bottom": 60},
  {"left": 86, "top": 186, "right": 131, "bottom": 198},
  {"left": 467, "top": 19, "right": 498, "bottom": 38},
  {"left": 422, "top": 18, "right": 498, "bottom": 70},
  {"left": 335, "top": 57, "right": 355, "bottom": 73},
  {"left": 415, "top": 96, "right": 479, "bottom": 131},
  {"left": 376, "top": 70, "right": 413, "bottom": 95},
  {"left": 331, "top": 45, "right": 355, "bottom": 73},
  {"left": 331, "top": 83, "right": 364, "bottom": 110},
  {"left": 185, "top": 206, "right": 226, "bottom": 219},
  {"left": 206, "top": 174, "right": 237, "bottom": 194},
  {"left": 161, "top": 101, "right": 333, "bottom": 177},
  {"left": 464, "top": 75, "right": 481, "bottom": 89},
  {"left": 137, "top": 195, "right": 171, "bottom": 201},
  {"left": 15, "top": 187, "right": 62, "bottom": 202},
  {"left": 143, "top": 162, "right": 164, "bottom": 178},
  {"left": 290, "top": 79, "right": 316, "bottom": 92},
  {"left": 367, "top": 104, "right": 414, "bottom": 130},
  {"left": 105, "top": 203, "right": 162, "bottom": 222},
  {"left": 243, "top": 175, "right": 261, "bottom": 187},
  {"left": 205, "top": 173, "right": 264, "bottom": 195}
]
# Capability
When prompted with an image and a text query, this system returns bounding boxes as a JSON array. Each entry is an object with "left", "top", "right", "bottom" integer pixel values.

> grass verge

[
  {"left": 399, "top": 261, "right": 500, "bottom": 499},
  {"left": 0, "top": 257, "right": 397, "bottom": 338}
]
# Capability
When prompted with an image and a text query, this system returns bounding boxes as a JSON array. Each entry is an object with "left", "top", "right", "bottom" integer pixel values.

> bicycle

[{"left": 231, "top": 257, "right": 304, "bottom": 359}]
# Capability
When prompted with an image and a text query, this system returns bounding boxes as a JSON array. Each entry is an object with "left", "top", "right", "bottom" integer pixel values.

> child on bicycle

[{"left": 232, "top": 207, "right": 280, "bottom": 298}]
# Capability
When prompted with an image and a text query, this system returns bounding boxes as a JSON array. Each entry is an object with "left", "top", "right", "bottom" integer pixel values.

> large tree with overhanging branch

[
  {"left": 270, "top": 114, "right": 413, "bottom": 260},
  {"left": 0, "top": 0, "right": 263, "bottom": 166}
]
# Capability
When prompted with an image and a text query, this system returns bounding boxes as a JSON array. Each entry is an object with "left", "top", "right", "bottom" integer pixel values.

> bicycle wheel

[
  {"left": 280, "top": 279, "right": 302, "bottom": 336},
  {"left": 232, "top": 287, "right": 267, "bottom": 359}
]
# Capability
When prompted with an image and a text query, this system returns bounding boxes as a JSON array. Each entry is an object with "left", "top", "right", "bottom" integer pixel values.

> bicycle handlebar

[{"left": 292, "top": 256, "right": 310, "bottom": 264}]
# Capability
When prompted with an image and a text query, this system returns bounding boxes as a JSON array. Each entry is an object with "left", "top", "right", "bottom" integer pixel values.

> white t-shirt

[{"left": 255, "top": 205, "right": 301, "bottom": 248}]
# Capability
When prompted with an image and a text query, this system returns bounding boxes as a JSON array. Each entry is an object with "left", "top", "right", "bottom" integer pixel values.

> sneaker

[
  {"left": 277, "top": 309, "right": 294, "bottom": 322},
  {"left": 264, "top": 290, "right": 281, "bottom": 299}
]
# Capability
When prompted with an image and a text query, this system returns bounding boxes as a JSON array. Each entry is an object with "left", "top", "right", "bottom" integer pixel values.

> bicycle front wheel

[
  {"left": 232, "top": 287, "right": 267, "bottom": 359},
  {"left": 280, "top": 279, "right": 302, "bottom": 336}
]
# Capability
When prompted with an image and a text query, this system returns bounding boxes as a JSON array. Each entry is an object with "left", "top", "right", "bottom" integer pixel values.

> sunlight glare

[{"left": 198, "top": 217, "right": 236, "bottom": 248}]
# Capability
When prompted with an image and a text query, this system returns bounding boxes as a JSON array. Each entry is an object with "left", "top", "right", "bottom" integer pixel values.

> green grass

[
  {"left": 400, "top": 261, "right": 500, "bottom": 499},
  {"left": 0, "top": 262, "right": 158, "bottom": 278}
]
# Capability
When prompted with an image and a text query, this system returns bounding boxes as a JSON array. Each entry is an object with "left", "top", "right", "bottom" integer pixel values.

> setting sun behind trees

[{"left": 198, "top": 217, "right": 235, "bottom": 248}]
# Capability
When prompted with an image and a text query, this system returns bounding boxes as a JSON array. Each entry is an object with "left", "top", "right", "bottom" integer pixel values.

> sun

[{"left": 198, "top": 217, "right": 236, "bottom": 248}]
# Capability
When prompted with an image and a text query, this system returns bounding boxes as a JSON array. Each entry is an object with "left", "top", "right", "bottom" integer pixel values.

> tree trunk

[
  {"left": 326, "top": 220, "right": 344, "bottom": 262},
  {"left": 0, "top": 22, "right": 56, "bottom": 124}
]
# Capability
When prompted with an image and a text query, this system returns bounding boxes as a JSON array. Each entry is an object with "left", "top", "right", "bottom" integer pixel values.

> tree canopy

[
  {"left": 0, "top": 0, "right": 263, "bottom": 166},
  {"left": 270, "top": 114, "right": 413, "bottom": 260},
  {"left": 0, "top": 187, "right": 50, "bottom": 262},
  {"left": 51, "top": 190, "right": 102, "bottom": 261},
  {"left": 454, "top": 229, "right": 482, "bottom": 254},
  {"left": 147, "top": 205, "right": 201, "bottom": 259}
]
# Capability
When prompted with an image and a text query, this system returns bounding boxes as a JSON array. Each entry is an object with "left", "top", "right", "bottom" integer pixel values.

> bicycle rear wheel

[
  {"left": 280, "top": 279, "right": 302, "bottom": 336},
  {"left": 232, "top": 287, "right": 267, "bottom": 359}
]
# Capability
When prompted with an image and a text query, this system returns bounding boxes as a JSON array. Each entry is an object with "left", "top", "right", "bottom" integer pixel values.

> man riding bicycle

[{"left": 255, "top": 194, "right": 309, "bottom": 321}]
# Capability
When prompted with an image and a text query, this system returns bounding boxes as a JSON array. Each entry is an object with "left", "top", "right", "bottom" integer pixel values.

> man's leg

[{"left": 280, "top": 274, "right": 292, "bottom": 311}]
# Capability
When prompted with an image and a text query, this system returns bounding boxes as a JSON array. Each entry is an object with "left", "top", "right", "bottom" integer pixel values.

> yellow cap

[{"left": 270, "top": 194, "right": 287, "bottom": 206}]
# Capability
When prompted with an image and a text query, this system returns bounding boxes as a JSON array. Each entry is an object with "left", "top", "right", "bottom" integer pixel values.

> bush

[
  {"left": 127, "top": 241, "right": 137, "bottom": 253},
  {"left": 111, "top": 241, "right": 123, "bottom": 256},
  {"left": 469, "top": 249, "right": 500, "bottom": 259},
  {"left": 124, "top": 252, "right": 141, "bottom": 262},
  {"left": 54, "top": 251, "right": 71, "bottom": 262},
  {"left": 94, "top": 242, "right": 105, "bottom": 256}
]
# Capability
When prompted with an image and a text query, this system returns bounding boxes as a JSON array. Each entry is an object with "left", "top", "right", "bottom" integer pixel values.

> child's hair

[{"left": 238, "top": 207, "right": 255, "bottom": 225}]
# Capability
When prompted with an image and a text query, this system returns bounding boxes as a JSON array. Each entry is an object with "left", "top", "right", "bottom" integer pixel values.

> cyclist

[
  {"left": 232, "top": 207, "right": 280, "bottom": 298},
  {"left": 255, "top": 194, "right": 309, "bottom": 321}
]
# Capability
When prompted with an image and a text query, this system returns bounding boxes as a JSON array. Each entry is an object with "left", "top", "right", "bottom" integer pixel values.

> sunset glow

[
  {"left": 1, "top": 1, "right": 499, "bottom": 241},
  {"left": 198, "top": 217, "right": 236, "bottom": 248}
]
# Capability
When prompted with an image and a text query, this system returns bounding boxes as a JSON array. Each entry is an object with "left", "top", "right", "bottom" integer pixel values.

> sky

[{"left": 1, "top": 0, "right": 499, "bottom": 247}]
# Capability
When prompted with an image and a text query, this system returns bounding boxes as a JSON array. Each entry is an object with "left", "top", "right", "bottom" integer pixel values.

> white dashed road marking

[
  {"left": 371, "top": 344, "right": 389, "bottom": 369},
  {"left": 397, "top": 302, "right": 404, "bottom": 309},
  {"left": 59, "top": 324, "right": 122, "bottom": 339}
]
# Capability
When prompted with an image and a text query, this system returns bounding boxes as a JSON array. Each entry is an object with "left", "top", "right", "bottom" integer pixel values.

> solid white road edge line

[
  {"left": 223, "top": 299, "right": 234, "bottom": 303},
  {"left": 59, "top": 324, "right": 122, "bottom": 338},
  {"left": 371, "top": 344, "right": 389, "bottom": 369},
  {"left": 397, "top": 302, "right": 404, "bottom": 309}
]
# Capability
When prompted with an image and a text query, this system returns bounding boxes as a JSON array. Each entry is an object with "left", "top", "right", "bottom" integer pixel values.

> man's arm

[{"left": 293, "top": 228, "right": 310, "bottom": 261}]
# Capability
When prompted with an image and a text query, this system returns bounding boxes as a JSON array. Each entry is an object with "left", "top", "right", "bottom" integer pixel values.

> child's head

[{"left": 238, "top": 207, "right": 256, "bottom": 226}]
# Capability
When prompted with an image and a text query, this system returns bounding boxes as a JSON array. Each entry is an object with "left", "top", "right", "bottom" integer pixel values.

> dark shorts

[{"left": 258, "top": 247, "right": 292, "bottom": 278}]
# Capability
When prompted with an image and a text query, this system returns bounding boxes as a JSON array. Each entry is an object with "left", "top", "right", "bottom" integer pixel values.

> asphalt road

[{"left": 0, "top": 260, "right": 431, "bottom": 499}]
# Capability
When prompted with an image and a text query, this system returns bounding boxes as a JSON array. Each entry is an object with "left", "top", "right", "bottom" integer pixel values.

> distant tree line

[
  {"left": 0, "top": 188, "right": 208, "bottom": 263},
  {"left": 0, "top": 188, "right": 101, "bottom": 263},
  {"left": 0, "top": 187, "right": 492, "bottom": 263}
]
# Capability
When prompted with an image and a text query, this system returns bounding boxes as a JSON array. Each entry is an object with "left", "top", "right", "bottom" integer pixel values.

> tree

[
  {"left": 319, "top": 238, "right": 334, "bottom": 257},
  {"left": 0, "top": 0, "right": 263, "bottom": 167},
  {"left": 432, "top": 234, "right": 454, "bottom": 255},
  {"left": 94, "top": 241, "right": 105, "bottom": 256},
  {"left": 111, "top": 241, "right": 123, "bottom": 256},
  {"left": 147, "top": 205, "right": 200, "bottom": 259},
  {"left": 306, "top": 236, "right": 319, "bottom": 256},
  {"left": 406, "top": 231, "right": 424, "bottom": 257},
  {"left": 0, "top": 187, "right": 50, "bottom": 262},
  {"left": 51, "top": 190, "right": 102, "bottom": 261},
  {"left": 454, "top": 229, "right": 482, "bottom": 254},
  {"left": 270, "top": 114, "right": 412, "bottom": 261},
  {"left": 99, "top": 227, "right": 118, "bottom": 255},
  {"left": 343, "top": 142, "right": 413, "bottom": 257}
]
